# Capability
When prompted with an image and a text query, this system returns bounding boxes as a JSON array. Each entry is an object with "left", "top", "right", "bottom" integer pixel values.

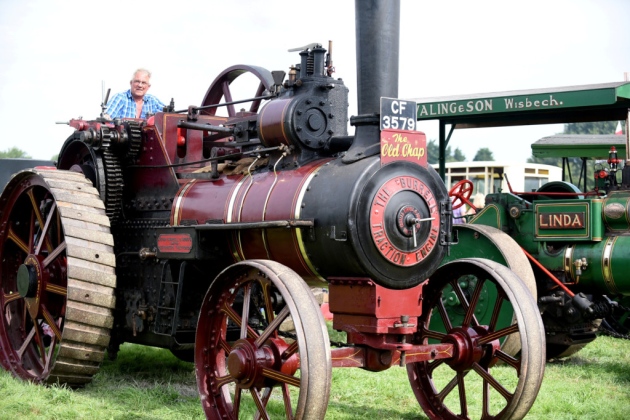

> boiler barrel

[
  {"left": 171, "top": 155, "right": 448, "bottom": 289},
  {"left": 564, "top": 237, "right": 630, "bottom": 295}
]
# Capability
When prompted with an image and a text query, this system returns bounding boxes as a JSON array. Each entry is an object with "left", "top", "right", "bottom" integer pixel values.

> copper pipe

[{"left": 521, "top": 247, "right": 575, "bottom": 297}]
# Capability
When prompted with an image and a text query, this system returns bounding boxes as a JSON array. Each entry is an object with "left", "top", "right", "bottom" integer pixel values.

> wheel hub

[
  {"left": 227, "top": 340, "right": 259, "bottom": 384},
  {"left": 16, "top": 255, "right": 46, "bottom": 318},
  {"left": 443, "top": 326, "right": 489, "bottom": 370},
  {"left": 227, "top": 339, "right": 277, "bottom": 389},
  {"left": 17, "top": 263, "right": 38, "bottom": 298},
  {"left": 226, "top": 337, "right": 298, "bottom": 389}
]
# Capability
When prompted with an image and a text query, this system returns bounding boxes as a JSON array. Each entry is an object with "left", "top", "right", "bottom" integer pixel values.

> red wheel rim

[{"left": 195, "top": 260, "right": 331, "bottom": 419}]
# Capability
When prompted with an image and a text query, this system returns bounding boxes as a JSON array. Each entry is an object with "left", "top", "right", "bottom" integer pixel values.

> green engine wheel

[{"left": 438, "top": 225, "right": 537, "bottom": 356}]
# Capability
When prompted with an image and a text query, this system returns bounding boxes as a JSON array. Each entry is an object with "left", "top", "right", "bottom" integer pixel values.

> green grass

[{"left": 0, "top": 335, "right": 629, "bottom": 419}]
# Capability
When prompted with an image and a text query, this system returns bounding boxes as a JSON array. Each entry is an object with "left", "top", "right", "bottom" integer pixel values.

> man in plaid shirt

[{"left": 105, "top": 68, "right": 165, "bottom": 119}]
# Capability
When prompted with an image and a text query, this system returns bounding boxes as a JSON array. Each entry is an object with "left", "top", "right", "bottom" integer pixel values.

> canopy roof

[
  {"left": 410, "top": 81, "right": 630, "bottom": 178},
  {"left": 413, "top": 81, "right": 630, "bottom": 128},
  {"left": 531, "top": 134, "right": 626, "bottom": 159}
]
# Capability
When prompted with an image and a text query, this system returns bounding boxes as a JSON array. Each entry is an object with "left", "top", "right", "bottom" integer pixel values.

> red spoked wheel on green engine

[
  {"left": 195, "top": 259, "right": 331, "bottom": 419},
  {"left": 408, "top": 258, "right": 545, "bottom": 420},
  {"left": 0, "top": 168, "right": 116, "bottom": 386}
]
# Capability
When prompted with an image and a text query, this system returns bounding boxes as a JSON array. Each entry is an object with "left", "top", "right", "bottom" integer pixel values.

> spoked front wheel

[
  {"left": 408, "top": 258, "right": 545, "bottom": 420},
  {"left": 195, "top": 260, "right": 331, "bottom": 419}
]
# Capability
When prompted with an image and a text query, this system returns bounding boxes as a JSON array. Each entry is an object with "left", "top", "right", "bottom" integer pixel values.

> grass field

[{"left": 0, "top": 334, "right": 629, "bottom": 419}]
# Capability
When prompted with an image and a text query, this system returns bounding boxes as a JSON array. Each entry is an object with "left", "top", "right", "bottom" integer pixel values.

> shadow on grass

[
  {"left": 33, "top": 338, "right": 630, "bottom": 420},
  {"left": 101, "top": 344, "right": 194, "bottom": 377},
  {"left": 547, "top": 338, "right": 630, "bottom": 384},
  {"left": 74, "top": 343, "right": 433, "bottom": 420},
  {"left": 69, "top": 344, "right": 203, "bottom": 419},
  {"left": 325, "top": 400, "right": 428, "bottom": 420},
  {"left": 548, "top": 357, "right": 630, "bottom": 383}
]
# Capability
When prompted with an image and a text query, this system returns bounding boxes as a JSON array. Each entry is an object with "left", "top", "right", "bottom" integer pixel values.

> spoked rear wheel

[
  {"left": 0, "top": 168, "right": 116, "bottom": 386},
  {"left": 408, "top": 258, "right": 545, "bottom": 420},
  {"left": 196, "top": 260, "right": 331, "bottom": 419}
]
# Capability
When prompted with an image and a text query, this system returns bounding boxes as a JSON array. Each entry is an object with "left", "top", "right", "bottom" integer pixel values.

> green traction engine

[{"left": 446, "top": 144, "right": 630, "bottom": 359}]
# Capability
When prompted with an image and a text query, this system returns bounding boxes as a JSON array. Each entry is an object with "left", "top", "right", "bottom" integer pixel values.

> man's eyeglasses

[{"left": 132, "top": 80, "right": 149, "bottom": 86}]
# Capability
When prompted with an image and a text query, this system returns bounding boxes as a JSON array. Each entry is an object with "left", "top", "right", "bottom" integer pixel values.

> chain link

[
  {"left": 598, "top": 301, "right": 630, "bottom": 341},
  {"left": 598, "top": 322, "right": 630, "bottom": 340},
  {"left": 617, "top": 302, "right": 630, "bottom": 313}
]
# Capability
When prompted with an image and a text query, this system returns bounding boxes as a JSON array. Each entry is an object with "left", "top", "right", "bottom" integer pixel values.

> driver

[
  {"left": 105, "top": 68, "right": 165, "bottom": 119},
  {"left": 450, "top": 196, "right": 466, "bottom": 225}
]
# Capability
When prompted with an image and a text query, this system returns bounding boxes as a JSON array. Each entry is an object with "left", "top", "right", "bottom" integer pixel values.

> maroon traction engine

[{"left": 0, "top": 2, "right": 546, "bottom": 419}]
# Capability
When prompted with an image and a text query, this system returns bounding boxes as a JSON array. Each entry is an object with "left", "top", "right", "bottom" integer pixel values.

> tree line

[{"left": 427, "top": 141, "right": 494, "bottom": 164}]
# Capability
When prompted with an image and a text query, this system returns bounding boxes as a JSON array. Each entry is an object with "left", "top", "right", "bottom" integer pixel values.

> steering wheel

[{"left": 449, "top": 180, "right": 475, "bottom": 211}]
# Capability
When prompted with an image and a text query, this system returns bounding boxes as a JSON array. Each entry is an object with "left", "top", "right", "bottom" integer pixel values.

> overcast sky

[{"left": 1, "top": 0, "right": 628, "bottom": 162}]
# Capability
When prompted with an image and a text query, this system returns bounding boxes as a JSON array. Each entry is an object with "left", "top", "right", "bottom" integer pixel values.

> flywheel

[{"left": 0, "top": 168, "right": 116, "bottom": 386}]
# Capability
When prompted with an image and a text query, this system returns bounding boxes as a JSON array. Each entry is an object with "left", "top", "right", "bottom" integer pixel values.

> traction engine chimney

[{"left": 344, "top": 0, "right": 401, "bottom": 162}]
